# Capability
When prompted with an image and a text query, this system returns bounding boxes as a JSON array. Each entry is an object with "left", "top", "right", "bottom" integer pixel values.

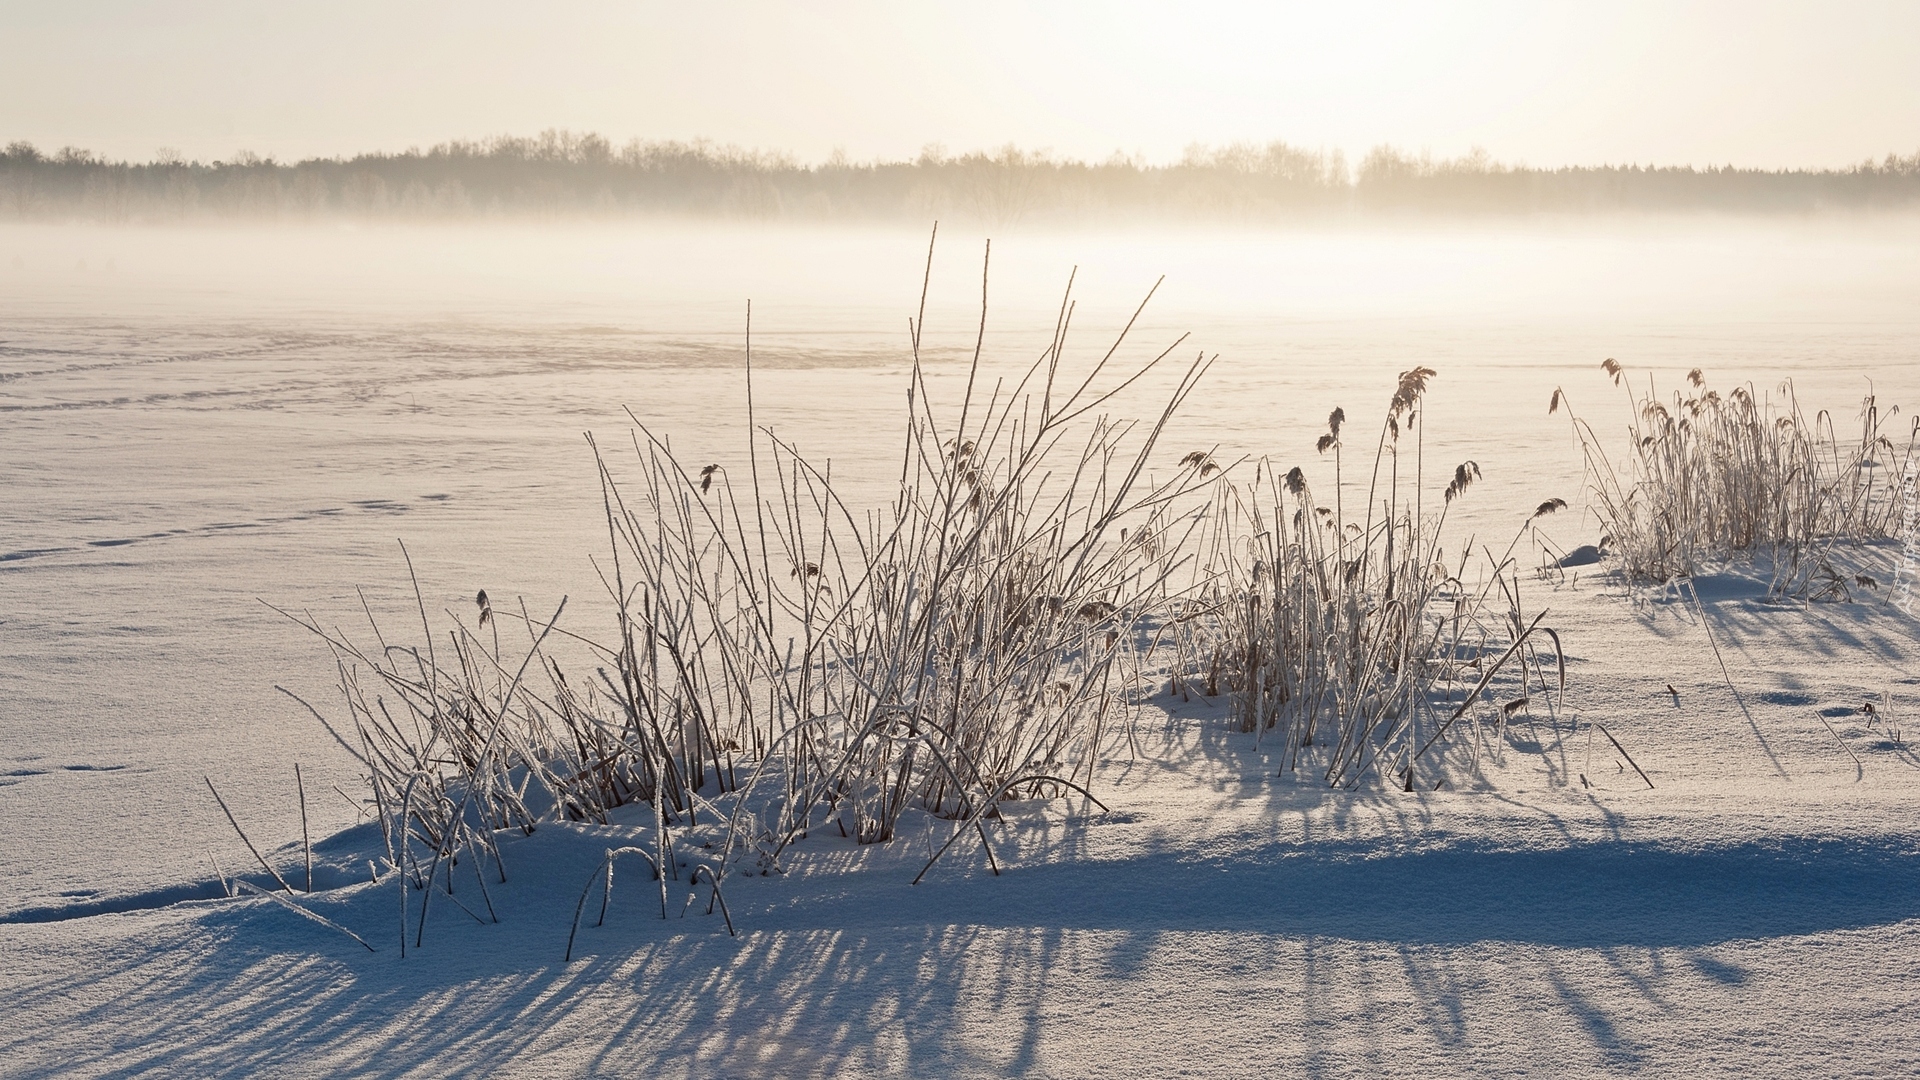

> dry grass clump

[
  {"left": 587, "top": 270, "right": 1213, "bottom": 876},
  {"left": 1554, "top": 360, "right": 1919, "bottom": 590},
  {"left": 1164, "top": 368, "right": 1567, "bottom": 790},
  {"left": 252, "top": 245, "right": 1588, "bottom": 955},
  {"left": 273, "top": 237, "right": 1225, "bottom": 935},
  {"left": 270, "top": 559, "right": 592, "bottom": 951},
  {"left": 591, "top": 251, "right": 1216, "bottom": 875}
]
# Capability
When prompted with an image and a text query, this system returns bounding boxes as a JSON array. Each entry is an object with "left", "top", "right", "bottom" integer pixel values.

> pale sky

[{"left": 3, "top": 0, "right": 1917, "bottom": 169}]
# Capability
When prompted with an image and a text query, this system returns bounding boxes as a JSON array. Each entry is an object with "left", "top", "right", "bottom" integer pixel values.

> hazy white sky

[{"left": 3, "top": 0, "right": 1917, "bottom": 168}]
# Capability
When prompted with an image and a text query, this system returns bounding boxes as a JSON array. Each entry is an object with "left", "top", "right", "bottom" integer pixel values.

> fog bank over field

[
  {"left": 5, "top": 133, "right": 1920, "bottom": 225},
  {"left": 7, "top": 214, "right": 1920, "bottom": 343}
]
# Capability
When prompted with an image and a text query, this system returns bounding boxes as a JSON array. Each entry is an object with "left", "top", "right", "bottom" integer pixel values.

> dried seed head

[
  {"left": 1534, "top": 497, "right": 1568, "bottom": 519},
  {"left": 1179, "top": 451, "right": 1221, "bottom": 477},
  {"left": 1444, "top": 461, "right": 1482, "bottom": 503},
  {"left": 1390, "top": 367, "right": 1437, "bottom": 417}
]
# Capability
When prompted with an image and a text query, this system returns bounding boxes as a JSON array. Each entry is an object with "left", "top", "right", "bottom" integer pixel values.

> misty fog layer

[{"left": 9, "top": 215, "right": 1920, "bottom": 330}]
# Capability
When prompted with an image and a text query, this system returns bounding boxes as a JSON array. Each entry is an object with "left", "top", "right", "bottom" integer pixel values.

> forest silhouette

[{"left": 5, "top": 131, "right": 1918, "bottom": 223}]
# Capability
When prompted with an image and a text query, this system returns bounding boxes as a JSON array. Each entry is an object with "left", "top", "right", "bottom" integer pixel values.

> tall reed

[
  {"left": 1553, "top": 360, "right": 1919, "bottom": 590},
  {"left": 1176, "top": 368, "right": 1565, "bottom": 790}
]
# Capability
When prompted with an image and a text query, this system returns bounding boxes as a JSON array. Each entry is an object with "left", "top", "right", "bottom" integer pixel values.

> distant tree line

[{"left": 3, "top": 130, "right": 1918, "bottom": 224}]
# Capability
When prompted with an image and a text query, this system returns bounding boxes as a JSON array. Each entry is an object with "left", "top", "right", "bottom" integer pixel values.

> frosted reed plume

[{"left": 1553, "top": 360, "right": 1919, "bottom": 595}]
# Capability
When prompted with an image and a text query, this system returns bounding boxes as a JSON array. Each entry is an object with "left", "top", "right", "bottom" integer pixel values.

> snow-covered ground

[
  {"left": 7, "top": 563, "right": 1920, "bottom": 1077},
  {"left": 4, "top": 219, "right": 1920, "bottom": 1076}
]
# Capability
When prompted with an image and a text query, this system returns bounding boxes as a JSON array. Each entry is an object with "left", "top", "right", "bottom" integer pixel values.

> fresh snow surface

[
  {"left": 8, "top": 544, "right": 1920, "bottom": 1078},
  {"left": 4, "top": 221, "right": 1920, "bottom": 1077}
]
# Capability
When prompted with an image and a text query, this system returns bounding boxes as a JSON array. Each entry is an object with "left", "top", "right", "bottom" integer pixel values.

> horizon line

[{"left": 7, "top": 131, "right": 1920, "bottom": 177}]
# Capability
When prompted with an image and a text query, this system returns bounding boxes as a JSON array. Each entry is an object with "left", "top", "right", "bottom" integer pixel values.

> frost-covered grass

[
  {"left": 1173, "top": 369, "right": 1570, "bottom": 794},
  {"left": 253, "top": 243, "right": 1576, "bottom": 953},
  {"left": 1554, "top": 359, "right": 1919, "bottom": 593},
  {"left": 264, "top": 241, "right": 1230, "bottom": 945}
]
